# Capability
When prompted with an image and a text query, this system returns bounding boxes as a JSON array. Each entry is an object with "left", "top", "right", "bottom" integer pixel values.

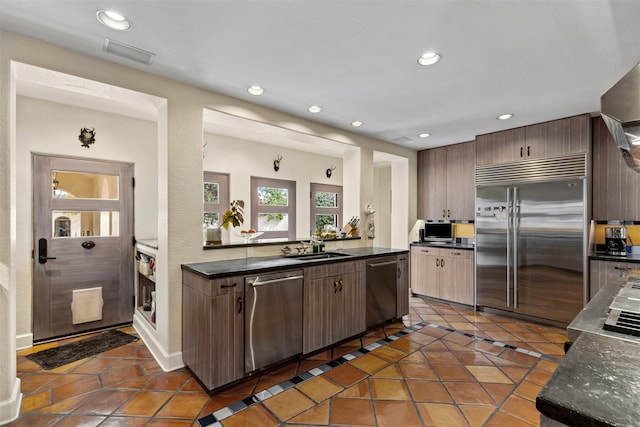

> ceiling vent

[
  {"left": 393, "top": 136, "right": 412, "bottom": 143},
  {"left": 103, "top": 39, "right": 155, "bottom": 66}
]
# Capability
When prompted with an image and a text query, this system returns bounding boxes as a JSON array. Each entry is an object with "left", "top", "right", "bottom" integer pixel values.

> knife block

[{"left": 341, "top": 223, "right": 358, "bottom": 237}]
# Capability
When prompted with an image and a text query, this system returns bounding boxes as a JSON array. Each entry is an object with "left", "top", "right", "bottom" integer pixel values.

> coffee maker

[{"left": 605, "top": 227, "right": 627, "bottom": 256}]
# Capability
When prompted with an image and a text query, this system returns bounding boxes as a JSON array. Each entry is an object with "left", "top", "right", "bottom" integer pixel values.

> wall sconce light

[
  {"left": 79, "top": 127, "right": 96, "bottom": 148},
  {"left": 273, "top": 154, "right": 282, "bottom": 172},
  {"left": 326, "top": 166, "right": 336, "bottom": 178}
]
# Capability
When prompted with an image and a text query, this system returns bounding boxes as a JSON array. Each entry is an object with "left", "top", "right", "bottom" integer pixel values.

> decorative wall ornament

[
  {"left": 273, "top": 154, "right": 282, "bottom": 172},
  {"left": 365, "top": 203, "right": 376, "bottom": 240},
  {"left": 326, "top": 165, "right": 336, "bottom": 178},
  {"left": 78, "top": 127, "right": 96, "bottom": 148}
]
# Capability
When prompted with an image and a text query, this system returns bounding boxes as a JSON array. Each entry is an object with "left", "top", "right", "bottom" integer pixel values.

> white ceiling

[{"left": 2, "top": 0, "right": 640, "bottom": 150}]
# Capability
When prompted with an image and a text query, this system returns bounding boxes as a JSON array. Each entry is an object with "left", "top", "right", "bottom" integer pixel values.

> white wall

[
  {"left": 203, "top": 133, "right": 344, "bottom": 242},
  {"left": 374, "top": 165, "right": 392, "bottom": 247},
  {"left": 14, "top": 95, "right": 158, "bottom": 342}
]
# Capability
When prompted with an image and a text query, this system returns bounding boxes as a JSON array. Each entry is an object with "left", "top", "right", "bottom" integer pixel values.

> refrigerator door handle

[
  {"left": 513, "top": 186, "right": 519, "bottom": 310},
  {"left": 506, "top": 187, "right": 511, "bottom": 308}
]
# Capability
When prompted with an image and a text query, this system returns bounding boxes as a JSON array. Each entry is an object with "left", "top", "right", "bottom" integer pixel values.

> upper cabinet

[
  {"left": 592, "top": 116, "right": 640, "bottom": 220},
  {"left": 418, "top": 141, "right": 475, "bottom": 220},
  {"left": 476, "top": 114, "right": 590, "bottom": 166}
]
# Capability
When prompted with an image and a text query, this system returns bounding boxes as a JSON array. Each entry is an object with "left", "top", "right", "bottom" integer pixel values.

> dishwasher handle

[
  {"left": 368, "top": 260, "right": 398, "bottom": 268},
  {"left": 249, "top": 275, "right": 304, "bottom": 287}
]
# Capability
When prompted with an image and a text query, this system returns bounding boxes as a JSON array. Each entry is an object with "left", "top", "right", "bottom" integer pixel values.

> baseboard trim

[
  {"left": 0, "top": 378, "right": 22, "bottom": 426},
  {"left": 16, "top": 332, "right": 33, "bottom": 351},
  {"left": 133, "top": 312, "right": 184, "bottom": 372}
]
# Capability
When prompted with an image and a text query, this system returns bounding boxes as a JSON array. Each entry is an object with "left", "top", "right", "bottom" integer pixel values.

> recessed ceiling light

[
  {"left": 417, "top": 52, "right": 442, "bottom": 66},
  {"left": 308, "top": 105, "right": 322, "bottom": 113},
  {"left": 96, "top": 10, "right": 132, "bottom": 31},
  {"left": 497, "top": 113, "right": 514, "bottom": 120},
  {"left": 247, "top": 85, "right": 264, "bottom": 96},
  {"left": 351, "top": 121, "right": 364, "bottom": 127},
  {"left": 418, "top": 133, "right": 431, "bottom": 138}
]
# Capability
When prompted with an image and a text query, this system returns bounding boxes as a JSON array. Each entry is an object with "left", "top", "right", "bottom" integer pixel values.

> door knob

[{"left": 38, "top": 238, "right": 57, "bottom": 264}]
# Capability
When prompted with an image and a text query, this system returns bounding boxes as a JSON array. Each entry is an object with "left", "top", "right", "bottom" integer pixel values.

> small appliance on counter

[
  {"left": 423, "top": 222, "right": 453, "bottom": 243},
  {"left": 605, "top": 226, "right": 627, "bottom": 256}
]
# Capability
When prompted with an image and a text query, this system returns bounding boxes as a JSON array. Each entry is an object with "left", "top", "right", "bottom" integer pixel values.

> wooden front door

[{"left": 32, "top": 154, "right": 134, "bottom": 342}]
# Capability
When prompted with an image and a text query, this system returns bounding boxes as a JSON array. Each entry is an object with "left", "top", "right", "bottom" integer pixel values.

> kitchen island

[
  {"left": 536, "top": 277, "right": 640, "bottom": 426},
  {"left": 181, "top": 247, "right": 409, "bottom": 391}
]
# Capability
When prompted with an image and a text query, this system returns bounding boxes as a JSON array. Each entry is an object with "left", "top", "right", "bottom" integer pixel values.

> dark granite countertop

[
  {"left": 589, "top": 252, "right": 640, "bottom": 263},
  {"left": 536, "top": 333, "right": 640, "bottom": 427},
  {"left": 410, "top": 242, "right": 475, "bottom": 250},
  {"left": 537, "top": 282, "right": 640, "bottom": 426},
  {"left": 182, "top": 247, "right": 408, "bottom": 279}
]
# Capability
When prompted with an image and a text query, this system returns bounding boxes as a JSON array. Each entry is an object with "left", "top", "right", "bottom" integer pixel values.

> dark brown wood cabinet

[
  {"left": 418, "top": 140, "right": 475, "bottom": 220},
  {"left": 396, "top": 254, "right": 409, "bottom": 318},
  {"left": 592, "top": 116, "right": 640, "bottom": 220},
  {"left": 303, "top": 261, "right": 365, "bottom": 354},
  {"left": 182, "top": 272, "right": 244, "bottom": 390},
  {"left": 476, "top": 114, "right": 589, "bottom": 166}
]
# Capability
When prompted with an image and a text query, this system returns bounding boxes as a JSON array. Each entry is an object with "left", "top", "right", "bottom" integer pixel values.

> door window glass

[
  {"left": 52, "top": 171, "right": 118, "bottom": 199},
  {"left": 52, "top": 210, "right": 119, "bottom": 237},
  {"left": 203, "top": 172, "right": 229, "bottom": 228},
  {"left": 251, "top": 177, "right": 296, "bottom": 240},
  {"left": 310, "top": 183, "right": 342, "bottom": 233}
]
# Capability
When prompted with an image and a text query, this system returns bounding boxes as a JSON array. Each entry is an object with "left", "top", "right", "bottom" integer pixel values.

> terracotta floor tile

[
  {"left": 198, "top": 394, "right": 246, "bottom": 417},
  {"left": 405, "top": 331, "right": 438, "bottom": 345},
  {"left": 99, "top": 416, "right": 148, "bottom": 426},
  {"left": 387, "top": 337, "right": 425, "bottom": 353},
  {"left": 421, "top": 340, "right": 449, "bottom": 351},
  {"left": 526, "top": 368, "right": 553, "bottom": 386},
  {"left": 432, "top": 364, "right": 474, "bottom": 382},
  {"left": 265, "top": 360, "right": 299, "bottom": 378},
  {"left": 39, "top": 393, "right": 92, "bottom": 415},
  {"left": 419, "top": 314, "right": 448, "bottom": 324},
  {"left": 46, "top": 373, "right": 93, "bottom": 389},
  {"left": 442, "top": 333, "right": 474, "bottom": 346},
  {"left": 144, "top": 371, "right": 191, "bottom": 391},
  {"left": 536, "top": 359, "right": 560, "bottom": 374},
  {"left": 402, "top": 351, "right": 427, "bottom": 363},
  {"left": 262, "top": 388, "right": 315, "bottom": 421},
  {"left": 465, "top": 340, "right": 506, "bottom": 355},
  {"left": 528, "top": 342, "right": 565, "bottom": 356},
  {"left": 492, "top": 350, "right": 539, "bottom": 367},
  {"left": 218, "top": 377, "right": 258, "bottom": 395},
  {"left": 9, "top": 414, "right": 63, "bottom": 427},
  {"left": 113, "top": 391, "right": 173, "bottom": 417},
  {"left": 486, "top": 410, "right": 534, "bottom": 427},
  {"left": 448, "top": 321, "right": 475, "bottom": 330},
  {"left": 20, "top": 373, "right": 59, "bottom": 393},
  {"left": 331, "top": 397, "right": 375, "bottom": 426},
  {"left": 297, "top": 359, "right": 325, "bottom": 374},
  {"left": 180, "top": 377, "right": 205, "bottom": 392},
  {"left": 71, "top": 358, "right": 119, "bottom": 374},
  {"left": 482, "top": 383, "right": 515, "bottom": 405},
  {"left": 510, "top": 331, "right": 549, "bottom": 343},
  {"left": 361, "top": 330, "right": 387, "bottom": 346},
  {"left": 107, "top": 376, "right": 152, "bottom": 390},
  {"left": 370, "top": 378, "right": 410, "bottom": 400},
  {"left": 368, "top": 346, "right": 407, "bottom": 363},
  {"left": 406, "top": 380, "right": 452, "bottom": 403},
  {"left": 20, "top": 390, "right": 53, "bottom": 413},
  {"left": 372, "top": 364, "right": 403, "bottom": 379},
  {"left": 412, "top": 307, "right": 438, "bottom": 315},
  {"left": 453, "top": 351, "right": 493, "bottom": 366},
  {"left": 399, "top": 362, "right": 438, "bottom": 380},
  {"left": 222, "top": 404, "right": 280, "bottom": 427},
  {"left": 253, "top": 374, "right": 290, "bottom": 392},
  {"left": 296, "top": 376, "right": 342, "bottom": 403},
  {"left": 53, "top": 376, "right": 101, "bottom": 402},
  {"left": 466, "top": 365, "right": 513, "bottom": 384},
  {"left": 155, "top": 392, "right": 209, "bottom": 419},
  {"left": 484, "top": 331, "right": 519, "bottom": 342},
  {"left": 337, "top": 380, "right": 371, "bottom": 399},
  {"left": 374, "top": 400, "right": 422, "bottom": 427},
  {"left": 423, "top": 350, "right": 459, "bottom": 365},
  {"left": 444, "top": 341, "right": 475, "bottom": 353},
  {"left": 445, "top": 382, "right": 494, "bottom": 405},
  {"left": 52, "top": 415, "right": 106, "bottom": 427},
  {"left": 499, "top": 322, "right": 536, "bottom": 332},
  {"left": 416, "top": 402, "right": 468, "bottom": 426},
  {"left": 501, "top": 394, "right": 540, "bottom": 425},
  {"left": 101, "top": 365, "right": 147, "bottom": 388},
  {"left": 417, "top": 325, "right": 450, "bottom": 338},
  {"left": 288, "top": 399, "right": 330, "bottom": 425},
  {"left": 474, "top": 322, "right": 507, "bottom": 332},
  {"left": 441, "top": 314, "right": 468, "bottom": 323},
  {"left": 459, "top": 405, "right": 497, "bottom": 427},
  {"left": 306, "top": 349, "right": 332, "bottom": 361},
  {"left": 541, "top": 332, "right": 569, "bottom": 343},
  {"left": 348, "top": 353, "right": 389, "bottom": 374},
  {"left": 146, "top": 419, "right": 193, "bottom": 426},
  {"left": 500, "top": 366, "right": 530, "bottom": 383},
  {"left": 325, "top": 363, "right": 368, "bottom": 386},
  {"left": 72, "top": 390, "right": 135, "bottom": 415},
  {"left": 502, "top": 341, "right": 536, "bottom": 351},
  {"left": 514, "top": 380, "right": 543, "bottom": 401}
]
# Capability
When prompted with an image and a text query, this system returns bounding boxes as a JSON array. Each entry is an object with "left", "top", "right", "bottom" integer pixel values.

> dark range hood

[{"left": 601, "top": 61, "right": 640, "bottom": 173}]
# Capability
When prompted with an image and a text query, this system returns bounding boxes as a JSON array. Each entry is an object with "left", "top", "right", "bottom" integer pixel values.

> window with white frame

[
  {"left": 310, "top": 183, "right": 343, "bottom": 234},
  {"left": 251, "top": 176, "right": 296, "bottom": 240},
  {"left": 203, "top": 172, "right": 229, "bottom": 228}
]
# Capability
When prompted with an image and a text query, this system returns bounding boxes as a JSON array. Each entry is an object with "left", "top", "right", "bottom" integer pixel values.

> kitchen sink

[{"left": 285, "top": 251, "right": 349, "bottom": 260}]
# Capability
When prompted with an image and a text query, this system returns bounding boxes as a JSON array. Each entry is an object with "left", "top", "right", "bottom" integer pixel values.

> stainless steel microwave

[{"left": 423, "top": 222, "right": 453, "bottom": 242}]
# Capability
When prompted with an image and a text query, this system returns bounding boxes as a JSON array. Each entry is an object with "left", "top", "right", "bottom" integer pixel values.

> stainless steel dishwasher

[
  {"left": 245, "top": 270, "right": 304, "bottom": 373},
  {"left": 366, "top": 256, "right": 398, "bottom": 328}
]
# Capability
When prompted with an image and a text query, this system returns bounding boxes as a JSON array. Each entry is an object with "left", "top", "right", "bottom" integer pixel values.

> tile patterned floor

[{"left": 11, "top": 297, "right": 567, "bottom": 426}]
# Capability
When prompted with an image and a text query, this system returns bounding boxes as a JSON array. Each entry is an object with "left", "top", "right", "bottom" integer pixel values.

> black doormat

[{"left": 26, "top": 330, "right": 138, "bottom": 370}]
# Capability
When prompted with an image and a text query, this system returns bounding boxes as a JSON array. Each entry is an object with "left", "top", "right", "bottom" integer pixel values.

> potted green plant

[{"left": 221, "top": 199, "right": 245, "bottom": 230}]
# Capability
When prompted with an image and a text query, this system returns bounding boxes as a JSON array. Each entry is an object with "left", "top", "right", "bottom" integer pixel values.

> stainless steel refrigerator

[{"left": 475, "top": 178, "right": 586, "bottom": 324}]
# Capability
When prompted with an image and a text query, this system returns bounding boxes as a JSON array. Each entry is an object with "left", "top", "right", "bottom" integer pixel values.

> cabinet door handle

[
  {"left": 397, "top": 267, "right": 401, "bottom": 279},
  {"left": 338, "top": 279, "right": 343, "bottom": 292},
  {"left": 442, "top": 209, "right": 446, "bottom": 218},
  {"left": 527, "top": 146, "right": 530, "bottom": 156},
  {"left": 334, "top": 280, "right": 339, "bottom": 293},
  {"left": 436, "top": 258, "right": 440, "bottom": 267},
  {"left": 441, "top": 258, "right": 445, "bottom": 268},
  {"left": 237, "top": 297, "right": 243, "bottom": 314},
  {"left": 447, "top": 209, "right": 451, "bottom": 218},
  {"left": 221, "top": 283, "right": 237, "bottom": 288},
  {"left": 520, "top": 146, "right": 524, "bottom": 158},
  {"left": 614, "top": 267, "right": 632, "bottom": 271}
]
